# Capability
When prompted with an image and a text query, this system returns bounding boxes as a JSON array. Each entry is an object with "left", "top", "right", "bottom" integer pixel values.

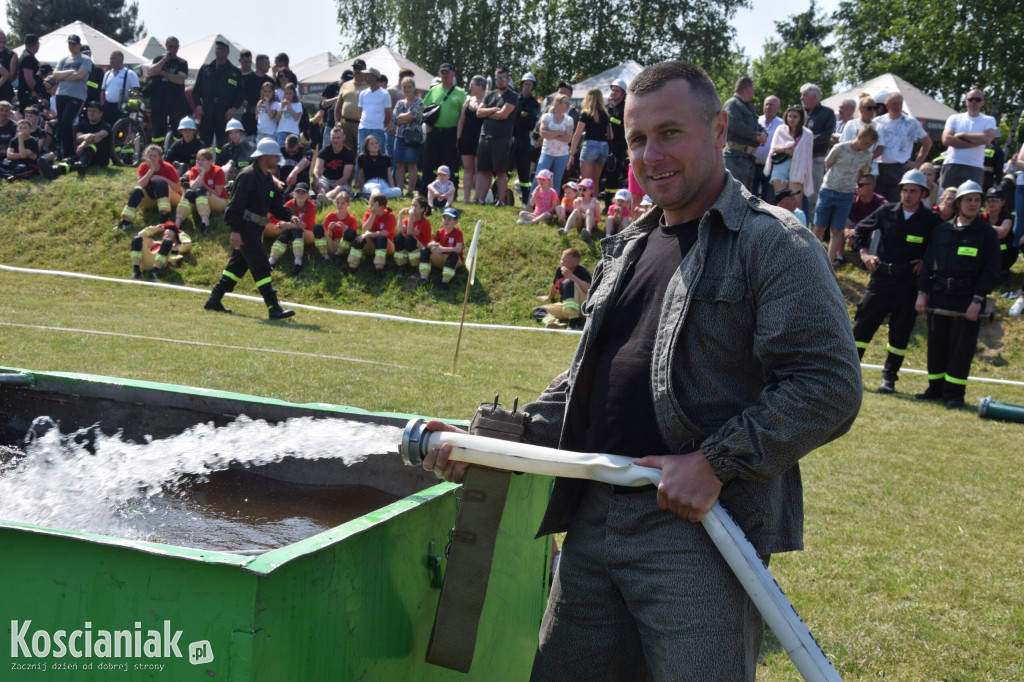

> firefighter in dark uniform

[
  {"left": 604, "top": 78, "right": 628, "bottom": 204},
  {"left": 204, "top": 138, "right": 297, "bottom": 319},
  {"left": 146, "top": 37, "right": 190, "bottom": 148},
  {"left": 914, "top": 180, "right": 1000, "bottom": 408},
  {"left": 853, "top": 170, "right": 943, "bottom": 393},
  {"left": 513, "top": 72, "right": 541, "bottom": 206},
  {"left": 193, "top": 40, "right": 243, "bottom": 150}
]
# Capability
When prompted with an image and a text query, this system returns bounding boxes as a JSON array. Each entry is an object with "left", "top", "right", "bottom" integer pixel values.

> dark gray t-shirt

[
  {"left": 481, "top": 88, "right": 519, "bottom": 139},
  {"left": 56, "top": 54, "right": 93, "bottom": 101}
]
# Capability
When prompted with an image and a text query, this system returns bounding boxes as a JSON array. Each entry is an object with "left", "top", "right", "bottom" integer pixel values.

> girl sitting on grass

[
  {"left": 560, "top": 178, "right": 601, "bottom": 239},
  {"left": 518, "top": 169, "right": 559, "bottom": 224},
  {"left": 395, "top": 196, "right": 432, "bottom": 278}
]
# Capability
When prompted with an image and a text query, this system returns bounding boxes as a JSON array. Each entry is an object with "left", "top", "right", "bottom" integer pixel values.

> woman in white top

[
  {"left": 765, "top": 105, "right": 815, "bottom": 198},
  {"left": 255, "top": 81, "right": 279, "bottom": 141},
  {"left": 532, "top": 93, "right": 573, "bottom": 194},
  {"left": 275, "top": 84, "right": 303, "bottom": 146}
]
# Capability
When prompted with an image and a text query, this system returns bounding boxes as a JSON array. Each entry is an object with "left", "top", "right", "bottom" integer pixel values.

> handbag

[
  {"left": 422, "top": 86, "right": 455, "bottom": 126},
  {"left": 770, "top": 151, "right": 789, "bottom": 165},
  {"left": 403, "top": 125, "right": 424, "bottom": 146}
]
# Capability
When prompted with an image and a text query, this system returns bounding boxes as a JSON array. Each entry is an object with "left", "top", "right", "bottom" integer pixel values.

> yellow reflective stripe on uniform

[
  {"left": 854, "top": 340, "right": 869, "bottom": 349},
  {"left": 905, "top": 234, "right": 923, "bottom": 243},
  {"left": 1001, "top": 243, "right": 1007, "bottom": 250},
  {"left": 223, "top": 270, "right": 242, "bottom": 282},
  {"left": 957, "top": 246, "right": 978, "bottom": 257},
  {"left": 154, "top": 253, "right": 168, "bottom": 264},
  {"left": 563, "top": 301, "right": 580, "bottom": 311},
  {"left": 945, "top": 375, "right": 968, "bottom": 386},
  {"left": 254, "top": 276, "right": 273, "bottom": 287},
  {"left": 87, "top": 81, "right": 99, "bottom": 88},
  {"left": 927, "top": 372, "right": 946, "bottom": 380},
  {"left": 442, "top": 267, "right": 456, "bottom": 278},
  {"left": 227, "top": 79, "right": 238, "bottom": 86},
  {"left": 609, "top": 117, "right": 622, "bottom": 125},
  {"left": 886, "top": 345, "right": 906, "bottom": 356},
  {"left": 88, "top": 144, "right": 97, "bottom": 152}
]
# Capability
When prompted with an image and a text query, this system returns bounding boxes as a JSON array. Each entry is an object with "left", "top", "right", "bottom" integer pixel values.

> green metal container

[
  {"left": 0, "top": 367, "right": 552, "bottom": 680},
  {"left": 977, "top": 396, "right": 1024, "bottom": 423}
]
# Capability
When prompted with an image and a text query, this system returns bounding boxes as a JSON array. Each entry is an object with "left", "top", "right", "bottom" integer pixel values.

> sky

[{"left": 0, "top": 0, "right": 841, "bottom": 69}]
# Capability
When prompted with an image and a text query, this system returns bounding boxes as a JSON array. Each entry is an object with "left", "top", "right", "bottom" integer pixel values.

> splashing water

[{"left": 0, "top": 416, "right": 404, "bottom": 551}]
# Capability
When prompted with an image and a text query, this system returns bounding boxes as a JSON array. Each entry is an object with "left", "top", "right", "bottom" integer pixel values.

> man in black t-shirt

[
  {"left": 0, "top": 119, "right": 39, "bottom": 180},
  {"left": 513, "top": 73, "right": 541, "bottom": 205},
  {"left": 64, "top": 101, "right": 111, "bottom": 175},
  {"left": 0, "top": 100, "right": 15, "bottom": 155},
  {"left": 532, "top": 247, "right": 591, "bottom": 329},
  {"left": 17, "top": 34, "right": 45, "bottom": 114},
  {"left": 475, "top": 65, "right": 519, "bottom": 206},
  {"left": 216, "top": 119, "right": 253, "bottom": 180},
  {"left": 278, "top": 134, "right": 313, "bottom": 198},
  {"left": 147, "top": 37, "right": 190, "bottom": 147},
  {"left": 166, "top": 117, "right": 204, "bottom": 178},
  {"left": 313, "top": 125, "right": 355, "bottom": 199}
]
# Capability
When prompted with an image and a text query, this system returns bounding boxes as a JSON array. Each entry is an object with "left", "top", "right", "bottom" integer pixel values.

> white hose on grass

[{"left": 400, "top": 421, "right": 843, "bottom": 682}]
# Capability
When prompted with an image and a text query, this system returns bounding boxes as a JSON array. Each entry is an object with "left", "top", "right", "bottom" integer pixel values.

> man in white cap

[
  {"left": 852, "top": 169, "right": 943, "bottom": 394},
  {"left": 204, "top": 138, "right": 299, "bottom": 319}
]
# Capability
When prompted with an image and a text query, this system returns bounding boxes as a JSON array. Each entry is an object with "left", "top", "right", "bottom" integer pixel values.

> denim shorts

[
  {"left": 813, "top": 188, "right": 855, "bottom": 230},
  {"left": 393, "top": 138, "right": 420, "bottom": 164},
  {"left": 580, "top": 140, "right": 609, "bottom": 166},
  {"left": 769, "top": 157, "right": 792, "bottom": 184}
]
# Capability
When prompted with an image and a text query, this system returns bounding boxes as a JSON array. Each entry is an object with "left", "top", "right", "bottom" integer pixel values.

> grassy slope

[{"left": 3, "top": 171, "right": 1024, "bottom": 679}]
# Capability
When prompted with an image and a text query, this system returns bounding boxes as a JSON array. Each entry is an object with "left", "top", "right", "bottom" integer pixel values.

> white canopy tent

[
  {"left": 545, "top": 60, "right": 644, "bottom": 108},
  {"left": 300, "top": 46, "right": 435, "bottom": 104},
  {"left": 128, "top": 36, "right": 164, "bottom": 62},
  {"left": 822, "top": 73, "right": 958, "bottom": 139},
  {"left": 10, "top": 21, "right": 147, "bottom": 67},
  {"left": 292, "top": 52, "right": 342, "bottom": 82},
  {"left": 176, "top": 34, "right": 249, "bottom": 84}
]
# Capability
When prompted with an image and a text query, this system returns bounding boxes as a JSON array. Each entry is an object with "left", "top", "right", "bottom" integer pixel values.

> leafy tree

[
  {"left": 334, "top": 0, "right": 749, "bottom": 98},
  {"left": 775, "top": 0, "right": 833, "bottom": 56},
  {"left": 833, "top": 0, "right": 1024, "bottom": 151},
  {"left": 752, "top": 41, "right": 835, "bottom": 112},
  {"left": 6, "top": 0, "right": 145, "bottom": 45}
]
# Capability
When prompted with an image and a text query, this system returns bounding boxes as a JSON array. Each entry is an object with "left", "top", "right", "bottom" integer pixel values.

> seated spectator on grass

[
  {"left": 532, "top": 247, "right": 591, "bottom": 330},
  {"left": 0, "top": 118, "right": 40, "bottom": 181},
  {"left": 418, "top": 206, "right": 464, "bottom": 290},
  {"left": 339, "top": 192, "right": 397, "bottom": 278},
  {"left": 633, "top": 194, "right": 654, "bottom": 221},
  {"left": 357, "top": 134, "right": 402, "bottom": 199},
  {"left": 275, "top": 83, "right": 303, "bottom": 147},
  {"left": 255, "top": 81, "right": 279, "bottom": 141},
  {"left": 559, "top": 177, "right": 601, "bottom": 239},
  {"left": 919, "top": 161, "right": 940, "bottom": 208},
  {"left": 129, "top": 221, "right": 192, "bottom": 281},
  {"left": 518, "top": 169, "right": 559, "bottom": 224},
  {"left": 556, "top": 181, "right": 578, "bottom": 225},
  {"left": 314, "top": 125, "right": 355, "bottom": 204},
  {"left": 166, "top": 117, "right": 203, "bottom": 179},
  {"left": 775, "top": 187, "right": 807, "bottom": 227},
  {"left": 216, "top": 119, "right": 253, "bottom": 181},
  {"left": 604, "top": 188, "right": 632, "bottom": 236},
  {"left": 267, "top": 183, "right": 323, "bottom": 276},
  {"left": 116, "top": 144, "right": 182, "bottom": 231},
  {"left": 394, "top": 196, "right": 432, "bottom": 277},
  {"left": 847, "top": 173, "right": 888, "bottom": 229},
  {"left": 59, "top": 101, "right": 110, "bottom": 177},
  {"left": 427, "top": 164, "right": 456, "bottom": 211},
  {"left": 982, "top": 187, "right": 1017, "bottom": 284},
  {"left": 323, "top": 189, "right": 358, "bottom": 266},
  {"left": 129, "top": 220, "right": 192, "bottom": 281},
  {"left": 278, "top": 133, "right": 312, "bottom": 197},
  {"left": 175, "top": 148, "right": 226, "bottom": 233}
]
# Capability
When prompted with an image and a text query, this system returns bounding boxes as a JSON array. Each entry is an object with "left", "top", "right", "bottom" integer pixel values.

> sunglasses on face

[
  {"left": 967, "top": 97, "right": 984, "bottom": 102},
  {"left": 495, "top": 76, "right": 509, "bottom": 82},
  {"left": 857, "top": 183, "right": 871, "bottom": 187}
]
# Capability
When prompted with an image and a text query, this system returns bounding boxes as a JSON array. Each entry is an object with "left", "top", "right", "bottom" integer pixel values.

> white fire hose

[{"left": 400, "top": 419, "right": 842, "bottom": 682}]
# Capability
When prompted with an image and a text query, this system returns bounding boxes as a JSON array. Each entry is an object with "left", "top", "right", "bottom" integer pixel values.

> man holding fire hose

[{"left": 423, "top": 61, "right": 861, "bottom": 680}]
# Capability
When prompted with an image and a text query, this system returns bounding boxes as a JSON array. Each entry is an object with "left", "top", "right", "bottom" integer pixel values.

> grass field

[{"left": 2, "top": 169, "right": 1024, "bottom": 679}]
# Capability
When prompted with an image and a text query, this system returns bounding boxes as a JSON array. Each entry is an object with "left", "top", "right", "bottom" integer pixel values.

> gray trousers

[
  {"left": 531, "top": 482, "right": 764, "bottom": 682},
  {"left": 724, "top": 150, "right": 756, "bottom": 192},
  {"left": 939, "top": 162, "right": 984, "bottom": 190}
]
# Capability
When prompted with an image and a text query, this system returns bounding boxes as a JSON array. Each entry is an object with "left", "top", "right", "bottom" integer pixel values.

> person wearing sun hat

[
  {"left": 518, "top": 168, "right": 560, "bottom": 224},
  {"left": 560, "top": 177, "right": 601, "bottom": 239},
  {"left": 203, "top": 137, "right": 299, "bottom": 319}
]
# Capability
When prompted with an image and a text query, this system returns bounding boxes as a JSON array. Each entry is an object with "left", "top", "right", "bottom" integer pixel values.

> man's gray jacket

[
  {"left": 724, "top": 95, "right": 763, "bottom": 149},
  {"left": 522, "top": 173, "right": 863, "bottom": 556}
]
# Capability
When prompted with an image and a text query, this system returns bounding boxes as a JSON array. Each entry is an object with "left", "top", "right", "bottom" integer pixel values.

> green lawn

[{"left": 2, "top": 170, "right": 1024, "bottom": 679}]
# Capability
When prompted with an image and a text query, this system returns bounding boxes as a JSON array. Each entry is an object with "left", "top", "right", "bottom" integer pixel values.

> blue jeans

[
  {"left": 531, "top": 153, "right": 570, "bottom": 195},
  {"left": 55, "top": 95, "right": 83, "bottom": 158},
  {"left": 1014, "top": 184, "right": 1024, "bottom": 246},
  {"left": 321, "top": 126, "right": 332, "bottom": 150},
  {"left": 813, "top": 188, "right": 855, "bottom": 230}
]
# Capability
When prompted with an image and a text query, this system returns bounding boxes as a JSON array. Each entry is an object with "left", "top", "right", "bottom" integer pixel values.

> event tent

[
  {"left": 177, "top": 34, "right": 249, "bottom": 84},
  {"left": 292, "top": 52, "right": 342, "bottom": 82},
  {"left": 300, "top": 46, "right": 434, "bottom": 104},
  {"left": 545, "top": 60, "right": 644, "bottom": 108},
  {"left": 822, "top": 73, "right": 958, "bottom": 138},
  {"left": 10, "top": 21, "right": 146, "bottom": 67},
  {"left": 128, "top": 36, "right": 164, "bottom": 62}
]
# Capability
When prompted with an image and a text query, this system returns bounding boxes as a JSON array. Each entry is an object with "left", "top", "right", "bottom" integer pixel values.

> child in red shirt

[
  {"left": 175, "top": 148, "right": 227, "bottom": 232},
  {"left": 323, "top": 190, "right": 359, "bottom": 266},
  {"left": 395, "top": 196, "right": 432, "bottom": 277},
  {"left": 419, "top": 206, "right": 464, "bottom": 290},
  {"left": 342, "top": 192, "right": 397, "bottom": 277},
  {"left": 268, "top": 183, "right": 320, "bottom": 275}
]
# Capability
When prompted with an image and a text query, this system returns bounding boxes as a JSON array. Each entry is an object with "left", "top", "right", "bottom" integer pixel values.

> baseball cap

[
  {"left": 67, "top": 34, "right": 81, "bottom": 45},
  {"left": 437, "top": 165, "right": 451, "bottom": 176},
  {"left": 563, "top": 181, "right": 579, "bottom": 191},
  {"left": 85, "top": 100, "right": 102, "bottom": 110},
  {"left": 442, "top": 207, "right": 459, "bottom": 219},
  {"left": 366, "top": 67, "right": 381, "bottom": 78},
  {"left": 578, "top": 178, "right": 594, "bottom": 189},
  {"left": 535, "top": 169, "right": 553, "bottom": 181},
  {"left": 439, "top": 63, "right": 454, "bottom": 72},
  {"left": 352, "top": 58, "right": 367, "bottom": 70},
  {"left": 775, "top": 188, "right": 801, "bottom": 201},
  {"left": 293, "top": 182, "right": 310, "bottom": 193}
]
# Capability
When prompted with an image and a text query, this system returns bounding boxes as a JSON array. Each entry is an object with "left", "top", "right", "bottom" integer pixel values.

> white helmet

[
  {"left": 177, "top": 116, "right": 197, "bottom": 131},
  {"left": 611, "top": 78, "right": 628, "bottom": 92},
  {"left": 521, "top": 72, "right": 537, "bottom": 84},
  {"left": 225, "top": 119, "right": 245, "bottom": 132},
  {"left": 898, "top": 169, "right": 928, "bottom": 190},
  {"left": 251, "top": 138, "right": 281, "bottom": 159},
  {"left": 954, "top": 180, "right": 983, "bottom": 202}
]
